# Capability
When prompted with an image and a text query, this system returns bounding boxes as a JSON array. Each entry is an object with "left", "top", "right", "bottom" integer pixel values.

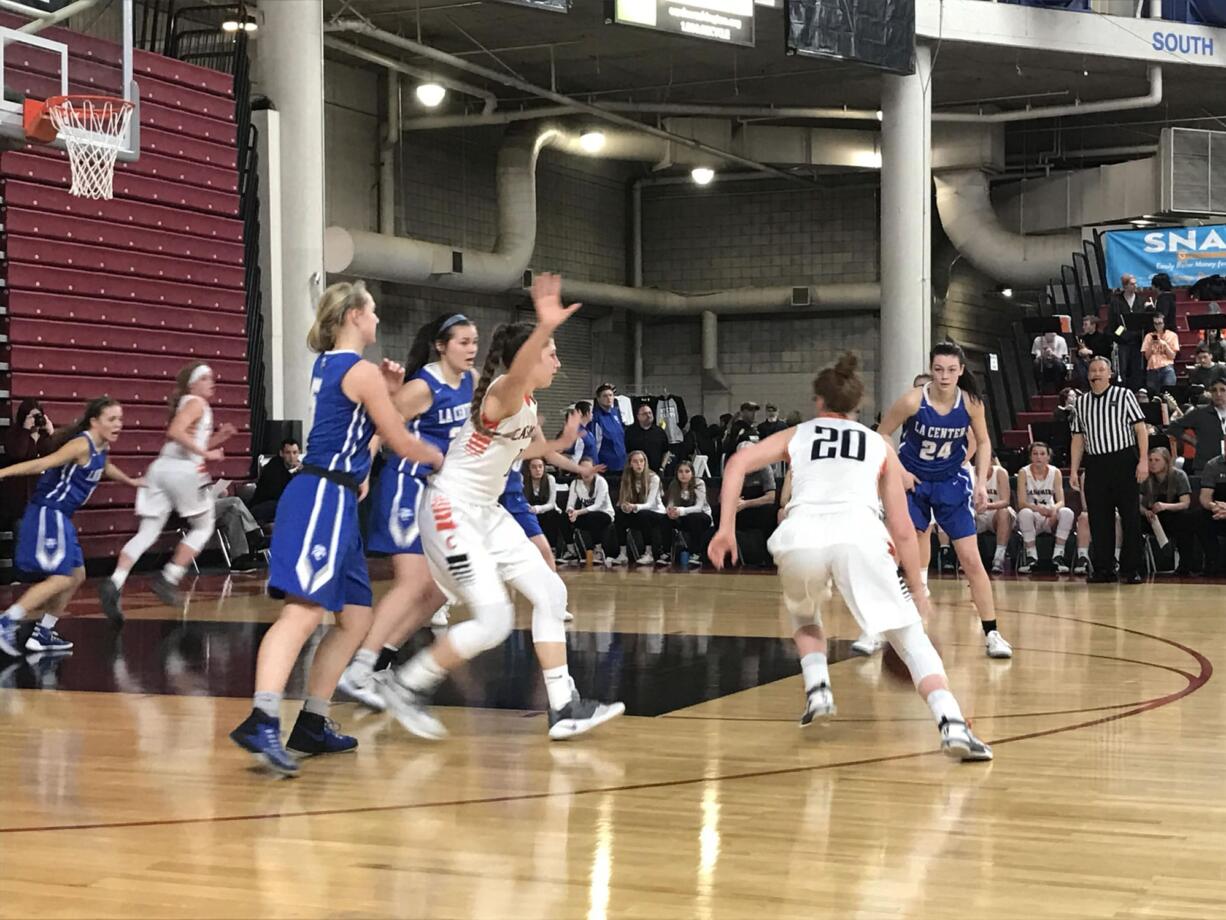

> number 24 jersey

[{"left": 784, "top": 416, "right": 887, "bottom": 518}]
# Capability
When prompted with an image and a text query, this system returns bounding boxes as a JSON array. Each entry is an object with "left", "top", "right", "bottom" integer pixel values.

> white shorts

[
  {"left": 419, "top": 486, "right": 546, "bottom": 610},
  {"left": 976, "top": 507, "right": 1014, "bottom": 534},
  {"left": 1020, "top": 509, "right": 1071, "bottom": 535},
  {"left": 768, "top": 509, "right": 921, "bottom": 636},
  {"left": 135, "top": 457, "right": 211, "bottom": 519}
]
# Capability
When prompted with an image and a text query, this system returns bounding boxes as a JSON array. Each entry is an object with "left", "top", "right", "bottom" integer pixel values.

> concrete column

[
  {"left": 879, "top": 44, "right": 932, "bottom": 410},
  {"left": 258, "top": 0, "right": 326, "bottom": 431}
]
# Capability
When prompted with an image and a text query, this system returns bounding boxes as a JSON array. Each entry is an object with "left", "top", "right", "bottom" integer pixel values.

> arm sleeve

[
  {"left": 566, "top": 482, "right": 580, "bottom": 512},
  {"left": 593, "top": 476, "right": 615, "bottom": 517},
  {"left": 636, "top": 474, "right": 662, "bottom": 512}
]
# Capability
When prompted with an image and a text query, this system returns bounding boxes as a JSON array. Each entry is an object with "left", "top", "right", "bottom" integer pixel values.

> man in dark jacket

[
  {"left": 625, "top": 404, "right": 670, "bottom": 472},
  {"left": 1108, "top": 273, "right": 1148, "bottom": 390},
  {"left": 249, "top": 438, "right": 301, "bottom": 522},
  {"left": 1168, "top": 379, "right": 1226, "bottom": 473}
]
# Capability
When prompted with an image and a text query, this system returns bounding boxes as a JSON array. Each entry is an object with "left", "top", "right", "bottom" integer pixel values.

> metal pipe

[
  {"left": 380, "top": 70, "right": 398, "bottom": 237},
  {"left": 325, "top": 20, "right": 808, "bottom": 185},
  {"left": 324, "top": 37, "right": 497, "bottom": 114},
  {"left": 13, "top": 0, "right": 98, "bottom": 31},
  {"left": 933, "top": 65, "right": 1162, "bottom": 124}
]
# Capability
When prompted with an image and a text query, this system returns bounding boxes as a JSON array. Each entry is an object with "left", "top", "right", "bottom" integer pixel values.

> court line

[{"left": 0, "top": 612, "right": 1210, "bottom": 836}]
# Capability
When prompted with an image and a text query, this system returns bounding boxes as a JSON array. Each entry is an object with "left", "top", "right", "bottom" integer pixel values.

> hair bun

[{"left": 834, "top": 352, "right": 859, "bottom": 378}]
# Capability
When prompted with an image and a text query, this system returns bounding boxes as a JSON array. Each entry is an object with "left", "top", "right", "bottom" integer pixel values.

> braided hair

[{"left": 469, "top": 322, "right": 535, "bottom": 437}]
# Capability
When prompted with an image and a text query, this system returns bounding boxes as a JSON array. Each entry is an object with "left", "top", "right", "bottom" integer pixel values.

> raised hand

[
  {"left": 379, "top": 358, "right": 406, "bottom": 396},
  {"left": 530, "top": 272, "right": 582, "bottom": 330}
]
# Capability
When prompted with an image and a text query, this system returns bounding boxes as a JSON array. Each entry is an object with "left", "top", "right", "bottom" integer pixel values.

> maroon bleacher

[
  {"left": 0, "top": 24, "right": 251, "bottom": 560},
  {"left": 1002, "top": 289, "right": 1210, "bottom": 453}
]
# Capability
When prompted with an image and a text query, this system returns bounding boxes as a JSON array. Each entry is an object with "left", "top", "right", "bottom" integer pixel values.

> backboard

[{"left": 0, "top": 0, "right": 139, "bottom": 161}]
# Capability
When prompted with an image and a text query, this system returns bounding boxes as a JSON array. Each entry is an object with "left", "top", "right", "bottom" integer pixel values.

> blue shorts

[
  {"left": 499, "top": 490, "right": 543, "bottom": 539},
  {"left": 15, "top": 503, "right": 84, "bottom": 576},
  {"left": 907, "top": 468, "right": 976, "bottom": 541},
  {"left": 267, "top": 473, "right": 372, "bottom": 613},
  {"left": 366, "top": 466, "right": 426, "bottom": 555}
]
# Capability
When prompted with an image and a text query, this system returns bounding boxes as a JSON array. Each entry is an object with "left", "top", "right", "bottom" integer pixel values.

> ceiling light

[
  {"left": 691, "top": 167, "right": 715, "bottom": 186},
  {"left": 415, "top": 82, "right": 447, "bottom": 108},
  {"left": 875, "top": 110, "right": 883, "bottom": 121},
  {"left": 1000, "top": 287, "right": 1013, "bottom": 298},
  {"left": 221, "top": 9, "right": 257, "bottom": 33},
  {"left": 579, "top": 130, "right": 606, "bottom": 153}
]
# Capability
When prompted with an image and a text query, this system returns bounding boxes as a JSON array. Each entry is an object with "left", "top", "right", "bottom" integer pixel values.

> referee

[{"left": 1069, "top": 356, "right": 1148, "bottom": 583}]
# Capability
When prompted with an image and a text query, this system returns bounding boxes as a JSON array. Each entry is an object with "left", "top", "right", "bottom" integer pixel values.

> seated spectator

[
  {"left": 1032, "top": 331, "right": 1070, "bottom": 394},
  {"left": 1142, "top": 313, "right": 1181, "bottom": 393},
  {"left": 1073, "top": 315, "right": 1113, "bottom": 388},
  {"left": 976, "top": 453, "right": 1016, "bottom": 575},
  {"left": 615, "top": 450, "right": 669, "bottom": 565},
  {"left": 722, "top": 402, "right": 760, "bottom": 457},
  {"left": 1050, "top": 387, "right": 1079, "bottom": 466},
  {"left": 785, "top": 409, "right": 803, "bottom": 428},
  {"left": 2, "top": 399, "right": 55, "bottom": 532},
  {"left": 1167, "top": 378, "right": 1226, "bottom": 474},
  {"left": 757, "top": 404, "right": 787, "bottom": 439},
  {"left": 1140, "top": 446, "right": 1196, "bottom": 574},
  {"left": 1198, "top": 452, "right": 1226, "bottom": 573},
  {"left": 1016, "top": 442, "right": 1075, "bottom": 574},
  {"left": 248, "top": 438, "right": 301, "bottom": 522},
  {"left": 566, "top": 457, "right": 617, "bottom": 565},
  {"left": 624, "top": 404, "right": 670, "bottom": 474},
  {"left": 214, "top": 487, "right": 268, "bottom": 571},
  {"left": 665, "top": 460, "right": 711, "bottom": 567},
  {"left": 525, "top": 457, "right": 567, "bottom": 558},
  {"left": 726, "top": 439, "right": 777, "bottom": 546},
  {"left": 1188, "top": 345, "right": 1226, "bottom": 389},
  {"left": 567, "top": 401, "right": 598, "bottom": 465}
]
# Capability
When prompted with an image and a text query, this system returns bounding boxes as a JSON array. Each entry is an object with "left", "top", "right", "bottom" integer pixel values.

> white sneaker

[
  {"left": 1017, "top": 555, "right": 1037, "bottom": 574},
  {"left": 985, "top": 630, "right": 1013, "bottom": 659},
  {"left": 547, "top": 693, "right": 625, "bottom": 740},
  {"left": 990, "top": 558, "right": 1005, "bottom": 575},
  {"left": 851, "top": 633, "right": 885, "bottom": 656},
  {"left": 635, "top": 552, "right": 654, "bottom": 566},
  {"left": 688, "top": 554, "right": 702, "bottom": 568},
  {"left": 375, "top": 672, "right": 448, "bottom": 740},
  {"left": 654, "top": 554, "right": 670, "bottom": 566},
  {"left": 799, "top": 683, "right": 837, "bottom": 726},
  {"left": 609, "top": 552, "right": 628, "bottom": 566},
  {"left": 939, "top": 717, "right": 993, "bottom": 761},
  {"left": 430, "top": 604, "right": 451, "bottom": 628},
  {"left": 337, "top": 666, "right": 386, "bottom": 711},
  {"left": 1054, "top": 560, "right": 1070, "bottom": 574},
  {"left": 562, "top": 610, "right": 574, "bottom": 622}
]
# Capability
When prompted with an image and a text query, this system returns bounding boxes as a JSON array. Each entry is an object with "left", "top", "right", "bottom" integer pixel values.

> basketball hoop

[{"left": 23, "top": 95, "right": 134, "bottom": 200}]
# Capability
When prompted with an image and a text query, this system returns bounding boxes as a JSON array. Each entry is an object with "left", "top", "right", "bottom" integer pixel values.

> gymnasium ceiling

[{"left": 321, "top": 0, "right": 1226, "bottom": 162}]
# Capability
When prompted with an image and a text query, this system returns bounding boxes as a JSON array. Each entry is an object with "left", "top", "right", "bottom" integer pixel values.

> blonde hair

[
  {"left": 619, "top": 450, "right": 653, "bottom": 505},
  {"left": 308, "top": 280, "right": 371, "bottom": 353}
]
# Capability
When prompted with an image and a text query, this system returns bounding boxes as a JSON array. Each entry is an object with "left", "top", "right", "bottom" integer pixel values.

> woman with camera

[{"left": 2, "top": 399, "right": 56, "bottom": 533}]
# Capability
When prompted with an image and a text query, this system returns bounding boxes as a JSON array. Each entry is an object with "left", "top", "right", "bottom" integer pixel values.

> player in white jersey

[
  {"left": 101, "top": 362, "right": 237, "bottom": 617},
  {"left": 379, "top": 274, "right": 625, "bottom": 741},
  {"left": 973, "top": 452, "right": 1016, "bottom": 575},
  {"left": 708, "top": 353, "right": 992, "bottom": 761},
  {"left": 1016, "top": 441, "right": 1075, "bottom": 574}
]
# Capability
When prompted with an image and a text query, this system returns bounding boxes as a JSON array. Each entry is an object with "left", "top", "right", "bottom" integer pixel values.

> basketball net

[{"left": 45, "top": 97, "right": 134, "bottom": 200}]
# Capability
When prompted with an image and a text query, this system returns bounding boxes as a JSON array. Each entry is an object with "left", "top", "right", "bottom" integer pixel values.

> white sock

[
  {"left": 349, "top": 648, "right": 377, "bottom": 682},
  {"left": 38, "top": 614, "right": 59, "bottom": 630},
  {"left": 396, "top": 650, "right": 448, "bottom": 694},
  {"left": 164, "top": 562, "right": 187, "bottom": 586},
  {"left": 920, "top": 569, "right": 929, "bottom": 587},
  {"left": 926, "top": 688, "right": 964, "bottom": 726},
  {"left": 543, "top": 664, "right": 575, "bottom": 711},
  {"left": 1054, "top": 541, "right": 1067, "bottom": 556},
  {"left": 1024, "top": 544, "right": 1037, "bottom": 559},
  {"left": 111, "top": 568, "right": 130, "bottom": 590},
  {"left": 800, "top": 651, "right": 830, "bottom": 690},
  {"left": 1114, "top": 548, "right": 1121, "bottom": 562},
  {"left": 3, "top": 603, "right": 26, "bottom": 621},
  {"left": 1078, "top": 547, "right": 1090, "bottom": 559},
  {"left": 993, "top": 545, "right": 1006, "bottom": 564}
]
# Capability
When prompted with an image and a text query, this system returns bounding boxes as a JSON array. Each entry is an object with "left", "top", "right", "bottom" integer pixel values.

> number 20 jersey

[{"left": 784, "top": 416, "right": 887, "bottom": 518}]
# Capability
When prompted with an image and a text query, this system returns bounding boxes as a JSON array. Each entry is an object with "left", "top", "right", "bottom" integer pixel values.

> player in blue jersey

[
  {"left": 335, "top": 313, "right": 478, "bottom": 709},
  {"left": 878, "top": 342, "right": 1013, "bottom": 660},
  {"left": 229, "top": 281, "right": 445, "bottom": 777},
  {"left": 0, "top": 397, "right": 143, "bottom": 658}
]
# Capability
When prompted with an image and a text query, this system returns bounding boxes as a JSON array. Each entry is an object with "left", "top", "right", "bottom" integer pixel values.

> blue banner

[{"left": 1104, "top": 224, "right": 1226, "bottom": 287}]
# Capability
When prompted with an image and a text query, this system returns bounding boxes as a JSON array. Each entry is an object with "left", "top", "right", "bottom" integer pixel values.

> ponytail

[
  {"left": 308, "top": 280, "right": 369, "bottom": 353},
  {"left": 470, "top": 322, "right": 535, "bottom": 436},
  {"left": 930, "top": 340, "right": 983, "bottom": 403},
  {"left": 406, "top": 312, "right": 475, "bottom": 378}
]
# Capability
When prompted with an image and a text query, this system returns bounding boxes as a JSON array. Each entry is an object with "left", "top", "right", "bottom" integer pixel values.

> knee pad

[
  {"left": 515, "top": 570, "right": 569, "bottom": 645},
  {"left": 121, "top": 514, "right": 166, "bottom": 561},
  {"left": 180, "top": 506, "right": 216, "bottom": 553},
  {"left": 882, "top": 621, "right": 946, "bottom": 686},
  {"left": 446, "top": 600, "right": 514, "bottom": 660}
]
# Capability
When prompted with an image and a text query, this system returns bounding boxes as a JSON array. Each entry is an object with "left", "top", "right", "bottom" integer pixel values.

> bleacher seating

[{"left": 0, "top": 19, "right": 251, "bottom": 561}]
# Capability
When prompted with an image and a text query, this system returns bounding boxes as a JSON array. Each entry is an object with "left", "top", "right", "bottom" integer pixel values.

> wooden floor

[{"left": 1, "top": 565, "right": 1222, "bottom": 919}]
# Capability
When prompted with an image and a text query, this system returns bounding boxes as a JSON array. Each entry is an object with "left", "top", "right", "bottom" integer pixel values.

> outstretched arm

[
  {"left": 104, "top": 462, "right": 144, "bottom": 489},
  {"left": 342, "top": 362, "right": 445, "bottom": 469},
  {"left": 0, "top": 437, "right": 88, "bottom": 480},
  {"left": 521, "top": 410, "right": 580, "bottom": 461}
]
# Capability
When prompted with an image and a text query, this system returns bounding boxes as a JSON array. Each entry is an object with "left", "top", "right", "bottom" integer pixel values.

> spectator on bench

[
  {"left": 665, "top": 460, "right": 711, "bottom": 567},
  {"left": 1141, "top": 446, "right": 1196, "bottom": 575},
  {"left": 566, "top": 457, "right": 617, "bottom": 565},
  {"left": 977, "top": 452, "right": 1016, "bottom": 575},
  {"left": 1074, "top": 316, "right": 1113, "bottom": 389},
  {"left": 1032, "top": 331, "right": 1069, "bottom": 394},
  {"left": 525, "top": 457, "right": 567, "bottom": 559},
  {"left": 724, "top": 439, "right": 777, "bottom": 556},
  {"left": 214, "top": 486, "right": 268, "bottom": 572},
  {"left": 1198, "top": 452, "right": 1226, "bottom": 574},
  {"left": 1016, "top": 442, "right": 1075, "bottom": 574},
  {"left": 248, "top": 438, "right": 301, "bottom": 523},
  {"left": 615, "top": 450, "right": 670, "bottom": 565},
  {"left": 1188, "top": 345, "right": 1226, "bottom": 389}
]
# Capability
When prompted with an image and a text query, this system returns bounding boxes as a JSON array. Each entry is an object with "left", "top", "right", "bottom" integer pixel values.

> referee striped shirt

[{"left": 1070, "top": 386, "right": 1145, "bottom": 455}]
